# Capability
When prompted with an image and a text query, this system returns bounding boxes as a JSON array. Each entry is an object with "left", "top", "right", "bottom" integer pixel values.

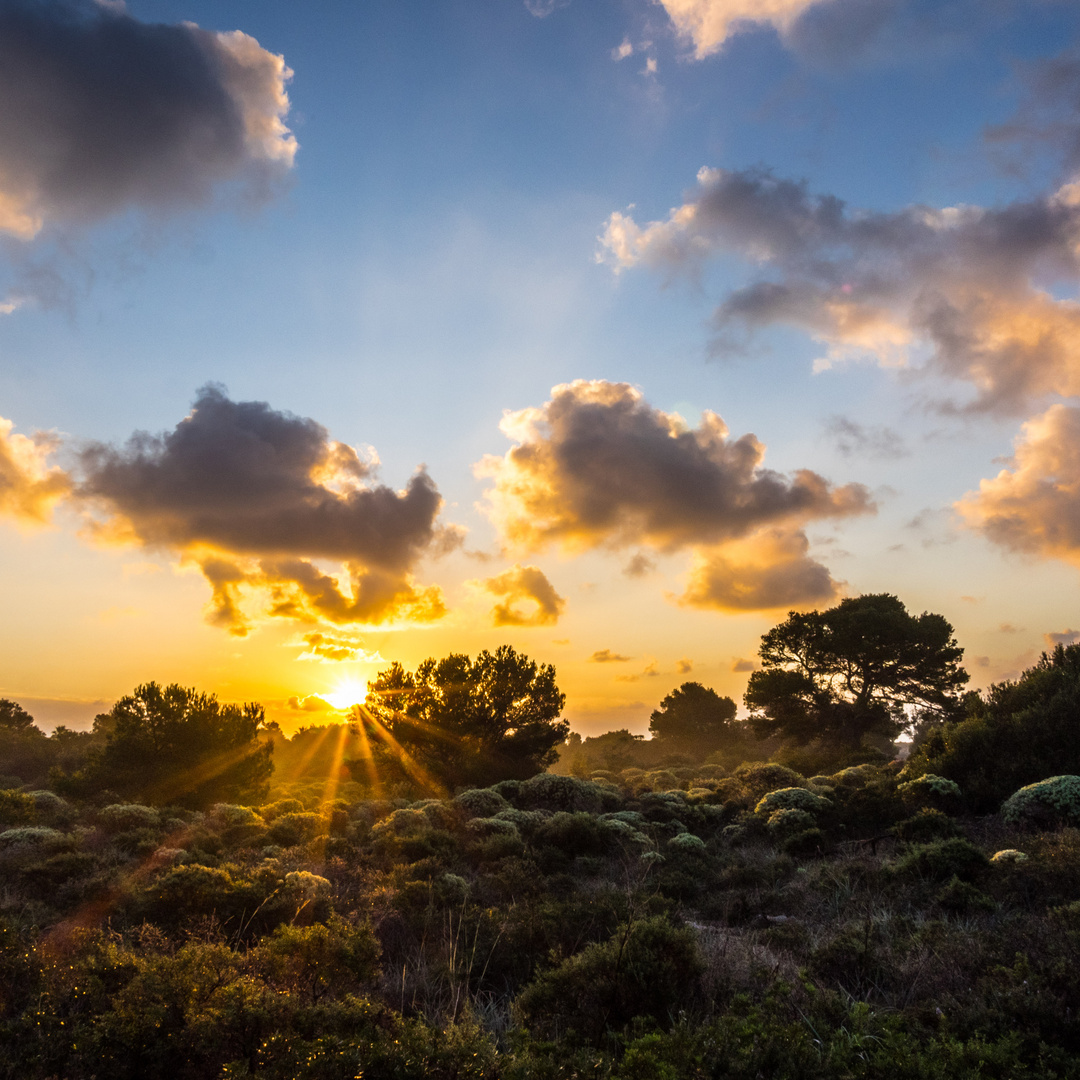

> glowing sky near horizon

[{"left": 3, "top": 0, "right": 1080, "bottom": 736}]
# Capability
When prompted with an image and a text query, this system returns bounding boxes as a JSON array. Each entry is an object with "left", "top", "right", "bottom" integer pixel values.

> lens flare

[{"left": 323, "top": 680, "right": 367, "bottom": 710}]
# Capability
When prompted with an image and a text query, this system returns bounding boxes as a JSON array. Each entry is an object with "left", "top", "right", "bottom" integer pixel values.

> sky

[{"left": 3, "top": 0, "right": 1080, "bottom": 736}]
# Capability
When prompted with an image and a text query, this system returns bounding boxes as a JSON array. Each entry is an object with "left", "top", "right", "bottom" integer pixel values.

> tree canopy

[
  {"left": 648, "top": 682, "right": 739, "bottom": 756},
  {"left": 359, "top": 645, "right": 568, "bottom": 791},
  {"left": 64, "top": 682, "right": 272, "bottom": 808},
  {"left": 745, "top": 594, "right": 968, "bottom": 752}
]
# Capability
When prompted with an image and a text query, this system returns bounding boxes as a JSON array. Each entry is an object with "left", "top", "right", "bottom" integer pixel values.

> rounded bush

[
  {"left": 767, "top": 808, "right": 816, "bottom": 835},
  {"left": 898, "top": 774, "right": 962, "bottom": 812},
  {"left": 268, "top": 811, "right": 325, "bottom": 847},
  {"left": 991, "top": 848, "right": 1029, "bottom": 864},
  {"left": 667, "top": 832, "right": 707, "bottom": 854},
  {"left": 210, "top": 804, "right": 264, "bottom": 828},
  {"left": 98, "top": 803, "right": 160, "bottom": 833},
  {"left": 369, "top": 808, "right": 429, "bottom": 839},
  {"left": 27, "top": 790, "right": 68, "bottom": 817},
  {"left": 259, "top": 798, "right": 305, "bottom": 821},
  {"left": 454, "top": 788, "right": 510, "bottom": 819},
  {"left": 0, "top": 826, "right": 66, "bottom": 848},
  {"left": 755, "top": 786, "right": 831, "bottom": 818},
  {"left": 735, "top": 763, "right": 808, "bottom": 801},
  {"left": 466, "top": 816, "right": 520, "bottom": 839},
  {"left": 1002, "top": 775, "right": 1080, "bottom": 828},
  {"left": 282, "top": 870, "right": 331, "bottom": 900},
  {"left": 518, "top": 773, "right": 607, "bottom": 813},
  {"left": 831, "top": 764, "right": 883, "bottom": 788}
]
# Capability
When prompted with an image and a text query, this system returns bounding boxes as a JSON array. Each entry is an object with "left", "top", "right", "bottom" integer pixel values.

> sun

[{"left": 322, "top": 680, "right": 368, "bottom": 710}]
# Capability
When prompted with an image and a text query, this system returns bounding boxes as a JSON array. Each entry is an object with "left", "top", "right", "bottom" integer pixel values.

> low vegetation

[{"left": 1, "top": 597, "right": 1079, "bottom": 1077}]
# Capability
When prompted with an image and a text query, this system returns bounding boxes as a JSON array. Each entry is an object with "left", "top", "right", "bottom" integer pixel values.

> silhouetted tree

[
  {"left": 745, "top": 594, "right": 968, "bottom": 753},
  {"left": 62, "top": 683, "right": 272, "bottom": 808},
  {"left": 648, "top": 682, "right": 739, "bottom": 758},
  {"left": 358, "top": 645, "right": 568, "bottom": 791}
]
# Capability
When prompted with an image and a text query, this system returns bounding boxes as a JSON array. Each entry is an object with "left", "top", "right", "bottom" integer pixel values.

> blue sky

[{"left": 3, "top": 0, "right": 1080, "bottom": 733}]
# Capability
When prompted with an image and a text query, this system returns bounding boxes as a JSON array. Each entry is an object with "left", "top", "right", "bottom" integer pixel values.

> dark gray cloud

[
  {"left": 0, "top": 0, "right": 295, "bottom": 240},
  {"left": 478, "top": 379, "right": 872, "bottom": 551},
  {"left": 77, "top": 385, "right": 448, "bottom": 632}
]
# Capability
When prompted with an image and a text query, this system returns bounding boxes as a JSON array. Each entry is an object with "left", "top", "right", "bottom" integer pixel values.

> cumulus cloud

[
  {"left": 0, "top": 0, "right": 295, "bottom": 241},
  {"left": 681, "top": 527, "right": 842, "bottom": 611},
  {"left": 0, "top": 416, "right": 70, "bottom": 524},
  {"left": 732, "top": 657, "right": 757, "bottom": 672},
  {"left": 292, "top": 631, "right": 386, "bottom": 664},
  {"left": 477, "top": 379, "right": 869, "bottom": 611},
  {"left": 599, "top": 166, "right": 1080, "bottom": 414},
  {"left": 76, "top": 385, "right": 449, "bottom": 633},
  {"left": 1046, "top": 628, "right": 1080, "bottom": 647},
  {"left": 657, "top": 0, "right": 830, "bottom": 58},
  {"left": 957, "top": 404, "right": 1080, "bottom": 567},
  {"left": 481, "top": 563, "right": 566, "bottom": 626},
  {"left": 478, "top": 380, "right": 871, "bottom": 551}
]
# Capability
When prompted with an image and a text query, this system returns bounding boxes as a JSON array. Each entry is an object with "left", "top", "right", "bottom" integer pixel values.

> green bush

[
  {"left": 1002, "top": 775, "right": 1080, "bottom": 829},
  {"left": 98, "top": 803, "right": 160, "bottom": 832},
  {"left": 518, "top": 773, "right": 609, "bottom": 813},
  {"left": 892, "top": 808, "right": 959, "bottom": 843},
  {"left": 898, "top": 773, "right": 962, "bottom": 813},
  {"left": 754, "top": 786, "right": 830, "bottom": 818},
  {"left": 894, "top": 837, "right": 988, "bottom": 883},
  {"left": 734, "top": 763, "right": 808, "bottom": 801},
  {"left": 454, "top": 787, "right": 510, "bottom": 818}
]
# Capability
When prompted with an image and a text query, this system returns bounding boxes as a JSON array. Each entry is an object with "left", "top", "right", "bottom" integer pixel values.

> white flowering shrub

[
  {"left": 755, "top": 787, "right": 831, "bottom": 818},
  {"left": 1002, "top": 775, "right": 1080, "bottom": 828}
]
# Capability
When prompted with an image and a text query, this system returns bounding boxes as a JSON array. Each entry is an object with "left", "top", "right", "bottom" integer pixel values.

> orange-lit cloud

[
  {"left": 658, "top": 0, "right": 829, "bottom": 58},
  {"left": 600, "top": 167, "right": 1080, "bottom": 414},
  {"left": 292, "top": 630, "right": 386, "bottom": 664},
  {"left": 0, "top": 2, "right": 295, "bottom": 242},
  {"left": 675, "top": 657, "right": 693, "bottom": 673},
  {"left": 480, "top": 563, "right": 566, "bottom": 627},
  {"left": 0, "top": 416, "right": 70, "bottom": 524},
  {"left": 477, "top": 379, "right": 870, "bottom": 611},
  {"left": 590, "top": 649, "right": 633, "bottom": 663},
  {"left": 957, "top": 404, "right": 1080, "bottom": 567},
  {"left": 681, "top": 527, "right": 841, "bottom": 611},
  {"left": 76, "top": 385, "right": 450, "bottom": 634}
]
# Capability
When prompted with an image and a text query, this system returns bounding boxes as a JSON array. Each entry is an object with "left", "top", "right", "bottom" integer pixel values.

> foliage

[
  {"left": 361, "top": 645, "right": 568, "bottom": 792},
  {"left": 648, "top": 682, "right": 740, "bottom": 755},
  {"left": 59, "top": 683, "right": 272, "bottom": 809},
  {"left": 745, "top": 594, "right": 968, "bottom": 752},
  {"left": 898, "top": 773, "right": 962, "bottom": 812},
  {"left": 754, "top": 786, "right": 831, "bottom": 817},
  {"left": 908, "top": 646, "right": 1080, "bottom": 811},
  {"left": 1002, "top": 775, "right": 1080, "bottom": 828}
]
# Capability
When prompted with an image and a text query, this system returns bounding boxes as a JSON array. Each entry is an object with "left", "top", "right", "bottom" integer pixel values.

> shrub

[
  {"left": 767, "top": 808, "right": 816, "bottom": 836},
  {"left": 667, "top": 832, "right": 707, "bottom": 854},
  {"left": 754, "top": 787, "right": 830, "bottom": 818},
  {"left": 0, "top": 789, "right": 36, "bottom": 826},
  {"left": 518, "top": 774, "right": 608, "bottom": 813},
  {"left": 0, "top": 826, "right": 67, "bottom": 848},
  {"left": 98, "top": 803, "right": 160, "bottom": 832},
  {"left": 898, "top": 773, "right": 962, "bottom": 813},
  {"left": 467, "top": 816, "right": 520, "bottom": 839},
  {"left": 268, "top": 811, "right": 325, "bottom": 847},
  {"left": 1001, "top": 775, "right": 1080, "bottom": 828},
  {"left": 369, "top": 808, "right": 428, "bottom": 838},
  {"left": 991, "top": 848, "right": 1029, "bottom": 864},
  {"left": 259, "top": 798, "right": 305, "bottom": 821},
  {"left": 893, "top": 809, "right": 959, "bottom": 843},
  {"left": 831, "top": 764, "right": 883, "bottom": 788},
  {"left": 936, "top": 875, "right": 996, "bottom": 913},
  {"left": 210, "top": 803, "right": 263, "bottom": 828},
  {"left": 516, "top": 915, "right": 703, "bottom": 1044},
  {"left": 27, "top": 790, "right": 69, "bottom": 819},
  {"left": 454, "top": 787, "right": 510, "bottom": 819},
  {"left": 895, "top": 837, "right": 988, "bottom": 883},
  {"left": 735, "top": 763, "right": 808, "bottom": 801}
]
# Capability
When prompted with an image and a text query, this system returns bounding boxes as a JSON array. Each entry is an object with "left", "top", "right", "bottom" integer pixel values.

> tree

[
  {"left": 358, "top": 645, "right": 568, "bottom": 791},
  {"left": 744, "top": 594, "right": 968, "bottom": 753},
  {"left": 906, "top": 643, "right": 1080, "bottom": 811},
  {"left": 65, "top": 683, "right": 272, "bottom": 808},
  {"left": 648, "top": 683, "right": 739, "bottom": 757}
]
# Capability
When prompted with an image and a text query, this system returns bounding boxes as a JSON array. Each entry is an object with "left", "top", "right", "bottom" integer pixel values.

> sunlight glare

[{"left": 323, "top": 680, "right": 367, "bottom": 710}]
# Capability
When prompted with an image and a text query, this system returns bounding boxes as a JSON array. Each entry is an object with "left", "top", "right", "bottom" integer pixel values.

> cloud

[
  {"left": 612, "top": 38, "right": 634, "bottom": 60},
  {"left": 956, "top": 404, "right": 1080, "bottom": 567},
  {"left": 0, "top": 415, "right": 71, "bottom": 524},
  {"left": 623, "top": 552, "right": 656, "bottom": 578},
  {"left": 287, "top": 694, "right": 336, "bottom": 713},
  {"left": 292, "top": 631, "right": 386, "bottom": 664},
  {"left": 731, "top": 657, "right": 757, "bottom": 672},
  {"left": 825, "top": 416, "right": 908, "bottom": 459},
  {"left": 681, "top": 527, "right": 842, "bottom": 611},
  {"left": 676, "top": 657, "right": 694, "bottom": 673},
  {"left": 599, "top": 166, "right": 1080, "bottom": 414},
  {"left": 481, "top": 563, "right": 566, "bottom": 626},
  {"left": 524, "top": 0, "right": 569, "bottom": 17},
  {"left": 76, "top": 385, "right": 449, "bottom": 633},
  {"left": 590, "top": 649, "right": 633, "bottom": 663},
  {"left": 0, "top": 0, "right": 295, "bottom": 242},
  {"left": 478, "top": 379, "right": 869, "bottom": 611},
  {"left": 478, "top": 380, "right": 872, "bottom": 552},
  {"left": 656, "top": 0, "right": 831, "bottom": 58},
  {"left": 1046, "top": 628, "right": 1080, "bottom": 647}
]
